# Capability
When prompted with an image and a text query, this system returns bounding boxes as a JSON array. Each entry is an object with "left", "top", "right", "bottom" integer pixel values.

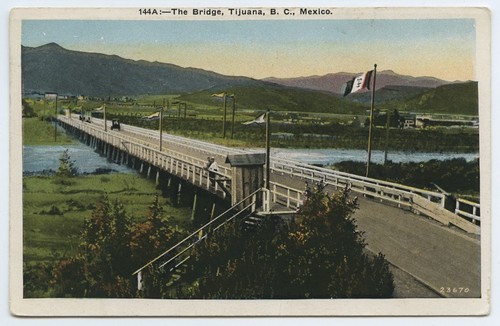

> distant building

[
  {"left": 44, "top": 92, "right": 58, "bottom": 101},
  {"left": 415, "top": 115, "right": 478, "bottom": 128},
  {"left": 400, "top": 115, "right": 416, "bottom": 129}
]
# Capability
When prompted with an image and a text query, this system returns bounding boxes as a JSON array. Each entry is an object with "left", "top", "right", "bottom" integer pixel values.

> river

[
  {"left": 271, "top": 148, "right": 479, "bottom": 166},
  {"left": 23, "top": 144, "right": 134, "bottom": 174},
  {"left": 23, "top": 144, "right": 479, "bottom": 173}
]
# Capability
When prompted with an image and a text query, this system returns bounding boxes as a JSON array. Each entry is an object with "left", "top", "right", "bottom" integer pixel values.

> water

[
  {"left": 23, "top": 144, "right": 479, "bottom": 174},
  {"left": 23, "top": 144, "right": 134, "bottom": 174},
  {"left": 272, "top": 148, "right": 479, "bottom": 166}
]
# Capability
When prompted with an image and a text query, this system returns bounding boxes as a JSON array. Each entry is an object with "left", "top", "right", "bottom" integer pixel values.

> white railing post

[
  {"left": 262, "top": 188, "right": 270, "bottom": 213},
  {"left": 137, "top": 271, "right": 143, "bottom": 291}
]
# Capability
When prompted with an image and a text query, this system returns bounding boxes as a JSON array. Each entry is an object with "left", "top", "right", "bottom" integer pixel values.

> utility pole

[
  {"left": 54, "top": 95, "right": 58, "bottom": 142},
  {"left": 265, "top": 109, "right": 271, "bottom": 190},
  {"left": 184, "top": 103, "right": 187, "bottom": 119},
  {"left": 384, "top": 110, "right": 390, "bottom": 165},
  {"left": 222, "top": 94, "right": 227, "bottom": 138},
  {"left": 103, "top": 103, "right": 107, "bottom": 132},
  {"left": 366, "top": 63, "right": 377, "bottom": 177},
  {"left": 159, "top": 99, "right": 165, "bottom": 151},
  {"left": 231, "top": 95, "right": 236, "bottom": 139}
]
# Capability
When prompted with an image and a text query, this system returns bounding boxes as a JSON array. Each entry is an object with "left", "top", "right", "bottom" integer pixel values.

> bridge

[{"left": 57, "top": 115, "right": 482, "bottom": 298}]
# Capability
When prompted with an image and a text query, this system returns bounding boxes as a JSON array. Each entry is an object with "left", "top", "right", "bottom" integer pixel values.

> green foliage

[
  {"left": 392, "top": 82, "right": 478, "bottom": 115},
  {"left": 50, "top": 195, "right": 184, "bottom": 298},
  {"left": 130, "top": 195, "right": 182, "bottom": 266},
  {"left": 56, "top": 149, "right": 78, "bottom": 177},
  {"left": 22, "top": 117, "right": 75, "bottom": 145},
  {"left": 23, "top": 261, "right": 56, "bottom": 297},
  {"left": 52, "top": 196, "right": 136, "bottom": 297},
  {"left": 22, "top": 99, "right": 37, "bottom": 117},
  {"left": 334, "top": 158, "right": 479, "bottom": 196},
  {"left": 176, "top": 185, "right": 394, "bottom": 299}
]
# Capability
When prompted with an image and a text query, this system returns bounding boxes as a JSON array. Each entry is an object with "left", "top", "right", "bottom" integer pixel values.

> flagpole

[
  {"left": 384, "top": 110, "right": 390, "bottom": 165},
  {"left": 265, "top": 109, "right": 271, "bottom": 190},
  {"left": 366, "top": 64, "right": 377, "bottom": 177}
]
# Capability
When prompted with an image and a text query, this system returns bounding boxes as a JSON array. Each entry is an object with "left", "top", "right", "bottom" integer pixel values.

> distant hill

[
  {"left": 177, "top": 84, "right": 369, "bottom": 115},
  {"left": 264, "top": 70, "right": 455, "bottom": 94},
  {"left": 21, "top": 43, "right": 266, "bottom": 96},
  {"left": 390, "top": 81, "right": 478, "bottom": 115},
  {"left": 346, "top": 85, "right": 433, "bottom": 105}
]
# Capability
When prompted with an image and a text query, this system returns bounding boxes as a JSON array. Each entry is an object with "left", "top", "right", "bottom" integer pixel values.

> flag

[
  {"left": 211, "top": 93, "right": 234, "bottom": 98},
  {"left": 342, "top": 70, "right": 374, "bottom": 96},
  {"left": 242, "top": 113, "right": 266, "bottom": 125},
  {"left": 144, "top": 112, "right": 160, "bottom": 120}
]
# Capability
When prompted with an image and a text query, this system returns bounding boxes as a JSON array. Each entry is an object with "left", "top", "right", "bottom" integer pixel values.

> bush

[
  {"left": 175, "top": 184, "right": 394, "bottom": 299},
  {"left": 40, "top": 205, "right": 63, "bottom": 216}
]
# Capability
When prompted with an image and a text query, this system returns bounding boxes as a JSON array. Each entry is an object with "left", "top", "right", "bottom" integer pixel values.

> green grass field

[
  {"left": 23, "top": 173, "right": 192, "bottom": 265},
  {"left": 22, "top": 117, "right": 75, "bottom": 145}
]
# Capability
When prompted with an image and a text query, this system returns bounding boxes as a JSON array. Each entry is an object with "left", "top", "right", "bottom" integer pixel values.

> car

[{"left": 111, "top": 120, "right": 121, "bottom": 130}]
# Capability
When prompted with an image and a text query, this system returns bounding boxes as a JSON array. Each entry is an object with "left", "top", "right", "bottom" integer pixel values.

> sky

[{"left": 22, "top": 18, "right": 476, "bottom": 82}]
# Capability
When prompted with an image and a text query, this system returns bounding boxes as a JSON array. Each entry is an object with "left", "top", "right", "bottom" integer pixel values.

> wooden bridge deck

[{"left": 58, "top": 115, "right": 482, "bottom": 298}]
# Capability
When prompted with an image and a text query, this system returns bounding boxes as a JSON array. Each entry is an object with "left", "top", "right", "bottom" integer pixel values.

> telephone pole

[
  {"left": 231, "top": 95, "right": 236, "bottom": 139},
  {"left": 222, "top": 95, "right": 227, "bottom": 138},
  {"left": 54, "top": 95, "right": 58, "bottom": 142},
  {"left": 159, "top": 99, "right": 165, "bottom": 151}
]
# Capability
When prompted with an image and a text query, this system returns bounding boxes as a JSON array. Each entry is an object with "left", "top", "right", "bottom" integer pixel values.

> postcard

[{"left": 10, "top": 7, "right": 491, "bottom": 316}]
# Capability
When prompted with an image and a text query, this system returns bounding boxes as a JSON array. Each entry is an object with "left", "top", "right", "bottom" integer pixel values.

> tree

[
  {"left": 129, "top": 195, "right": 184, "bottom": 297},
  {"left": 22, "top": 99, "right": 37, "bottom": 117},
  {"left": 52, "top": 196, "right": 135, "bottom": 297},
  {"left": 56, "top": 149, "right": 78, "bottom": 177}
]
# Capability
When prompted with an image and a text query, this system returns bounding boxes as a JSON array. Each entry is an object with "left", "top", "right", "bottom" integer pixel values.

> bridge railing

[
  {"left": 455, "top": 198, "right": 481, "bottom": 223},
  {"left": 269, "top": 181, "right": 303, "bottom": 209},
  {"left": 270, "top": 158, "right": 445, "bottom": 208},
  {"left": 131, "top": 188, "right": 262, "bottom": 291},
  {"left": 59, "top": 116, "right": 232, "bottom": 196},
  {"left": 120, "top": 121, "right": 245, "bottom": 158}
]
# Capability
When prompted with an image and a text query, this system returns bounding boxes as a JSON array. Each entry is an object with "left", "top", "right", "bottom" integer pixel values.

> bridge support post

[{"left": 191, "top": 191, "right": 198, "bottom": 221}]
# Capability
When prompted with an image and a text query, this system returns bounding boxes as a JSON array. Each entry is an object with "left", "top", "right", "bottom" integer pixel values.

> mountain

[
  {"left": 21, "top": 43, "right": 266, "bottom": 96},
  {"left": 391, "top": 81, "right": 478, "bottom": 115},
  {"left": 263, "top": 70, "right": 455, "bottom": 94},
  {"left": 22, "top": 43, "right": 476, "bottom": 116}
]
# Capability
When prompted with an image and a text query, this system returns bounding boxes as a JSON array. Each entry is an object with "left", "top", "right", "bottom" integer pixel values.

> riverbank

[
  {"left": 23, "top": 173, "right": 192, "bottom": 265},
  {"left": 23, "top": 117, "right": 75, "bottom": 145}
]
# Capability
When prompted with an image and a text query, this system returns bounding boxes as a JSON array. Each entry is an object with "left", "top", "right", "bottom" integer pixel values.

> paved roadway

[{"left": 75, "top": 117, "right": 482, "bottom": 298}]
